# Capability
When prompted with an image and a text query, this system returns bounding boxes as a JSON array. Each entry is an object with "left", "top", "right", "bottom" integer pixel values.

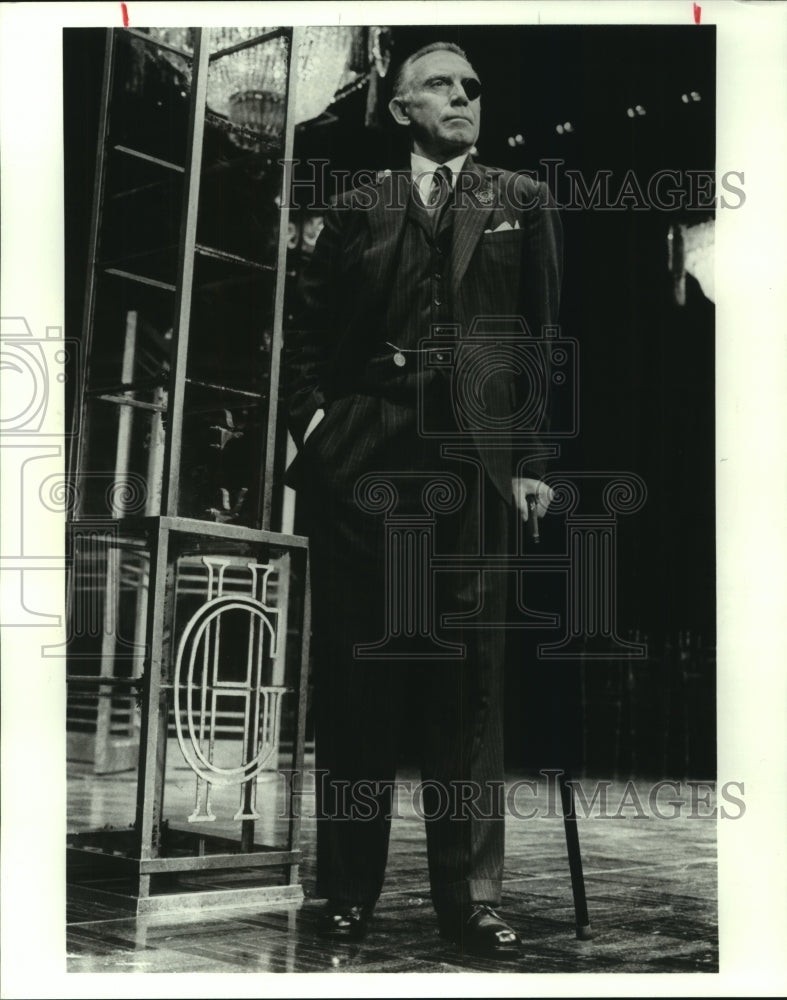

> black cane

[{"left": 559, "top": 771, "right": 593, "bottom": 940}]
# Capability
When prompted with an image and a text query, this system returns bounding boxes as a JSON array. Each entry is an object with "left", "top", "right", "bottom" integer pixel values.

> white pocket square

[{"left": 484, "top": 220, "right": 521, "bottom": 233}]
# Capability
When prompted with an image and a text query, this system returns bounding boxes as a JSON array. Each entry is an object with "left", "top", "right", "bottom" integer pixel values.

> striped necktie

[
  {"left": 427, "top": 164, "right": 453, "bottom": 235},
  {"left": 428, "top": 164, "right": 453, "bottom": 209}
]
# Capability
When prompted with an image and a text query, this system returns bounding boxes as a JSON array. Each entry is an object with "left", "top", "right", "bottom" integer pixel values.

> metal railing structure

[{"left": 65, "top": 27, "right": 311, "bottom": 913}]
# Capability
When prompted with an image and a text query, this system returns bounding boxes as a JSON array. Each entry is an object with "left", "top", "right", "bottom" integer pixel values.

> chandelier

[{"left": 141, "top": 26, "right": 387, "bottom": 141}]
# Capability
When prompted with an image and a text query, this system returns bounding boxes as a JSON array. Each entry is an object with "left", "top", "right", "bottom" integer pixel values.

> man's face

[{"left": 391, "top": 51, "right": 481, "bottom": 161}]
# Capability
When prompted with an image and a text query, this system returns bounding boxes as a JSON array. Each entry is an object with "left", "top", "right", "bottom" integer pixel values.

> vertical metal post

[
  {"left": 93, "top": 538, "right": 120, "bottom": 773},
  {"left": 161, "top": 28, "right": 211, "bottom": 518},
  {"left": 112, "top": 311, "right": 138, "bottom": 516},
  {"left": 261, "top": 27, "right": 300, "bottom": 531},
  {"left": 286, "top": 547, "right": 311, "bottom": 880},
  {"left": 134, "top": 521, "right": 171, "bottom": 879},
  {"left": 71, "top": 28, "right": 115, "bottom": 513}
]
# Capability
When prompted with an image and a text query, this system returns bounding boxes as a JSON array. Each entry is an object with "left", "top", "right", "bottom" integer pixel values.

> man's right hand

[{"left": 303, "top": 407, "right": 325, "bottom": 443}]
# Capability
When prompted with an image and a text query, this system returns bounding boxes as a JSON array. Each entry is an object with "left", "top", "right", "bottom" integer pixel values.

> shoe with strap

[
  {"left": 439, "top": 902, "right": 523, "bottom": 958},
  {"left": 316, "top": 901, "right": 374, "bottom": 940}
]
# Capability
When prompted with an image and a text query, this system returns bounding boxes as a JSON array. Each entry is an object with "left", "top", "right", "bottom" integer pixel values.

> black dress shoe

[
  {"left": 439, "top": 903, "right": 522, "bottom": 958},
  {"left": 316, "top": 901, "right": 373, "bottom": 940}
]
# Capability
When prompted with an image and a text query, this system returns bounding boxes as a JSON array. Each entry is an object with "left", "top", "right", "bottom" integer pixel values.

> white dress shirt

[{"left": 410, "top": 151, "right": 469, "bottom": 207}]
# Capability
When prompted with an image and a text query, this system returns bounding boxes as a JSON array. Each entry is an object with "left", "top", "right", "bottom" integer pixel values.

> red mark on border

[
  {"left": 121, "top": 2, "right": 129, "bottom": 26},
  {"left": 693, "top": 3, "right": 702, "bottom": 24}
]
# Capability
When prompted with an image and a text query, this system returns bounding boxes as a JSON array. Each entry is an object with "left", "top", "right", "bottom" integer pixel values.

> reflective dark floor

[{"left": 67, "top": 769, "right": 718, "bottom": 974}]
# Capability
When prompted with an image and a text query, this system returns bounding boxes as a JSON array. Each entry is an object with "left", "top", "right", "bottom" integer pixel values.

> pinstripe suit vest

[{"left": 354, "top": 188, "right": 454, "bottom": 397}]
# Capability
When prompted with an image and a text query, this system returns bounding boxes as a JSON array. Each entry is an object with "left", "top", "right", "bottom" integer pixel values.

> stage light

[
  {"left": 556, "top": 124, "right": 564, "bottom": 135},
  {"left": 514, "top": 133, "right": 524, "bottom": 145},
  {"left": 563, "top": 121, "right": 573, "bottom": 132},
  {"left": 691, "top": 91, "right": 701, "bottom": 102},
  {"left": 681, "top": 93, "right": 690, "bottom": 103},
  {"left": 635, "top": 104, "right": 646, "bottom": 116},
  {"left": 507, "top": 136, "right": 516, "bottom": 147},
  {"left": 627, "top": 107, "right": 635, "bottom": 118}
]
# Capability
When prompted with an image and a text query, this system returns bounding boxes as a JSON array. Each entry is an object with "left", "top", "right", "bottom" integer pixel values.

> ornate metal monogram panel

[{"left": 173, "top": 555, "right": 286, "bottom": 823}]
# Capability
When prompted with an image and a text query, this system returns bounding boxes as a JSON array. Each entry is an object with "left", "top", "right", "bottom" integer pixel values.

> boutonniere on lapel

[
  {"left": 473, "top": 169, "right": 503, "bottom": 208},
  {"left": 476, "top": 182, "right": 495, "bottom": 207}
]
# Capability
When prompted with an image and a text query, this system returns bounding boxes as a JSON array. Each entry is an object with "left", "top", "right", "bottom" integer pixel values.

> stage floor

[{"left": 66, "top": 768, "right": 718, "bottom": 974}]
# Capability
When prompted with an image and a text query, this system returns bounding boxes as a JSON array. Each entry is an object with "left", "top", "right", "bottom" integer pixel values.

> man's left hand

[{"left": 511, "top": 477, "right": 554, "bottom": 521}]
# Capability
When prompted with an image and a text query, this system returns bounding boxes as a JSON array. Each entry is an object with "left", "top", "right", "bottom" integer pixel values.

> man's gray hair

[{"left": 391, "top": 41, "right": 473, "bottom": 99}]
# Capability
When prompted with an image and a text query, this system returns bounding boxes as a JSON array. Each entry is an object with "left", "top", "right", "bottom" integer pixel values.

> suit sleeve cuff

[{"left": 291, "top": 388, "right": 327, "bottom": 447}]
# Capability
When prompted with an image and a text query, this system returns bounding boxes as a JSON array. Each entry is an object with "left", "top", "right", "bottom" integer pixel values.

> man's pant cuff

[{"left": 432, "top": 878, "right": 503, "bottom": 914}]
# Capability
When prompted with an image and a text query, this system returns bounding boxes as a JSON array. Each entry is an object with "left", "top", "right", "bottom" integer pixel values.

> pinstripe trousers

[{"left": 300, "top": 377, "right": 511, "bottom": 915}]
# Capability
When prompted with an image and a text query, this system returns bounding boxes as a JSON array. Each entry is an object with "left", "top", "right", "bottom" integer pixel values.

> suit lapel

[
  {"left": 364, "top": 170, "right": 410, "bottom": 291},
  {"left": 450, "top": 158, "right": 497, "bottom": 304},
  {"left": 359, "top": 162, "right": 497, "bottom": 318}
]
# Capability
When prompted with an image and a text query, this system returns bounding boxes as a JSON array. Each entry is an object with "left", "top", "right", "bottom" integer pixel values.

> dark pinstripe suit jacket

[{"left": 284, "top": 157, "right": 563, "bottom": 501}]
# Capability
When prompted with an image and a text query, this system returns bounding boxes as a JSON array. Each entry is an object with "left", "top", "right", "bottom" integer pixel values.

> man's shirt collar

[{"left": 411, "top": 151, "right": 469, "bottom": 206}]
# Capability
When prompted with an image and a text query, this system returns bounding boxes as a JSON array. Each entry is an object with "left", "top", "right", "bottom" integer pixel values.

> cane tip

[{"left": 576, "top": 923, "right": 593, "bottom": 940}]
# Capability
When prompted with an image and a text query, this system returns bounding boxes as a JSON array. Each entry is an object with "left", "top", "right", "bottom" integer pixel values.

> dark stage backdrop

[{"left": 64, "top": 25, "right": 716, "bottom": 779}]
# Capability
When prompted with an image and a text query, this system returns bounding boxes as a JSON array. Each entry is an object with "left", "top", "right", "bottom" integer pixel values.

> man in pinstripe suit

[{"left": 285, "top": 42, "right": 562, "bottom": 958}]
